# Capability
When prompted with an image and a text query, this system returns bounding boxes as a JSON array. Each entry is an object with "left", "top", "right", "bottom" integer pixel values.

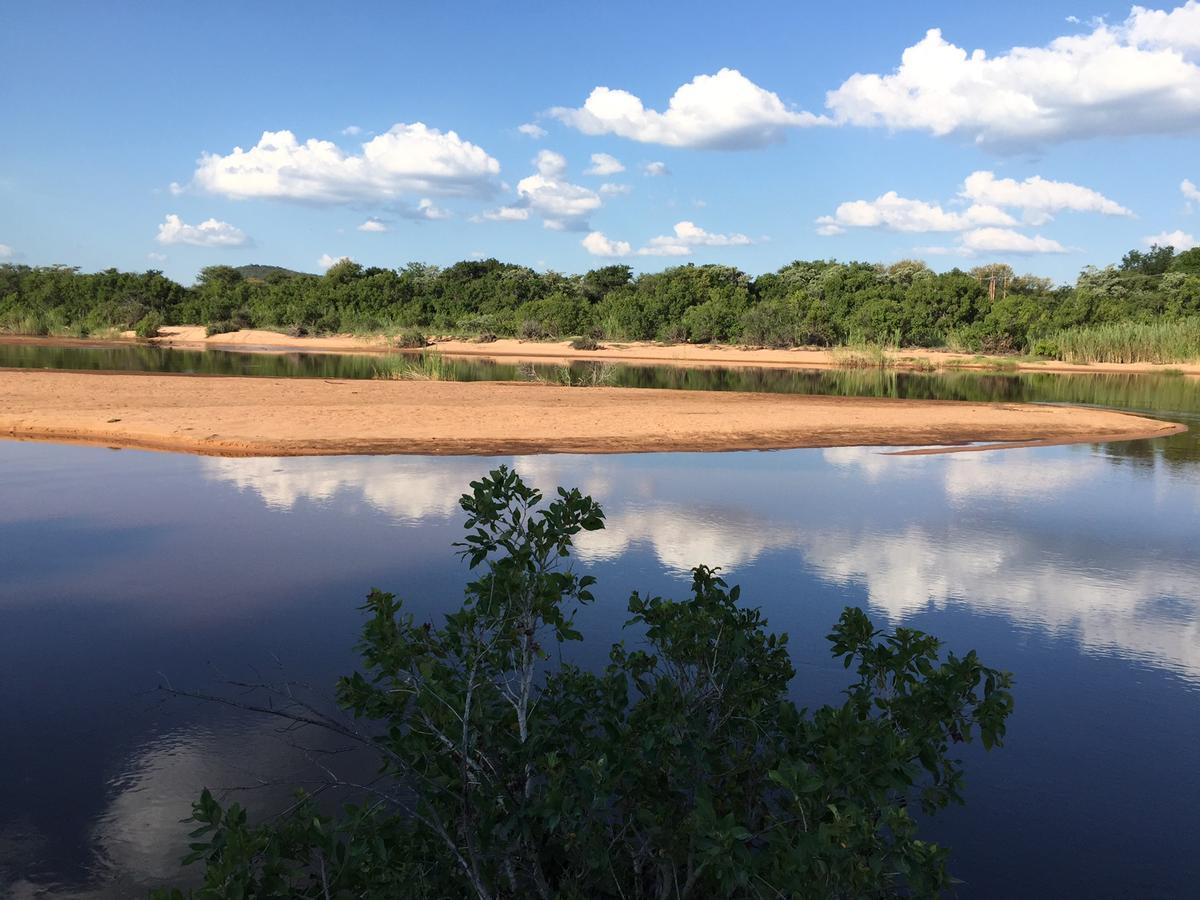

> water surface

[{"left": 1, "top": 345, "right": 1198, "bottom": 898}]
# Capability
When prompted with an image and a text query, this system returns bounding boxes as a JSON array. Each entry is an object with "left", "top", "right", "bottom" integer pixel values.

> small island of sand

[{"left": 0, "top": 369, "right": 1183, "bottom": 458}]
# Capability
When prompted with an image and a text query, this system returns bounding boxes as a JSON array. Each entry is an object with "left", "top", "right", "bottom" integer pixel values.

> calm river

[{"left": 1, "top": 342, "right": 1198, "bottom": 898}]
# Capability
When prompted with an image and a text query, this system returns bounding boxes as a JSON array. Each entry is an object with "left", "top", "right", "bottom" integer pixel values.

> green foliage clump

[
  {"left": 154, "top": 467, "right": 1013, "bottom": 900},
  {"left": 377, "top": 352, "right": 452, "bottom": 381},
  {"left": 134, "top": 311, "right": 165, "bottom": 339},
  {"left": 393, "top": 328, "right": 428, "bottom": 349},
  {"left": 568, "top": 336, "right": 600, "bottom": 351},
  {"left": 205, "top": 321, "right": 237, "bottom": 337}
]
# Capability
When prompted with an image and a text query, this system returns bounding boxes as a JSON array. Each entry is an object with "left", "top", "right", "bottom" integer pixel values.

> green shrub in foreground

[{"left": 155, "top": 467, "right": 1013, "bottom": 899}]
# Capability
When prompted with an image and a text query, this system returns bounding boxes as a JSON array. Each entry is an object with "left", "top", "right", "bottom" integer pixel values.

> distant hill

[{"left": 234, "top": 264, "right": 311, "bottom": 282}]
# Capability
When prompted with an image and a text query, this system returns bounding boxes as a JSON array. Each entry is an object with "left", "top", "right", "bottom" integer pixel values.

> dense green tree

[
  {"left": 1120, "top": 243, "right": 1175, "bottom": 276},
  {"left": 1169, "top": 246, "right": 1200, "bottom": 275}
]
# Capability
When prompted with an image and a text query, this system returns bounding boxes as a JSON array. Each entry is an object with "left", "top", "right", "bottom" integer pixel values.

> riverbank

[
  {"left": 0, "top": 369, "right": 1182, "bottom": 458},
  {"left": 111, "top": 327, "right": 1200, "bottom": 377}
]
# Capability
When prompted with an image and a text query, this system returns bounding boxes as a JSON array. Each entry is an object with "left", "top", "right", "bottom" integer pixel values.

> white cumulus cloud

[
  {"left": 581, "top": 231, "right": 632, "bottom": 257},
  {"left": 551, "top": 68, "right": 828, "bottom": 149},
  {"left": 599, "top": 182, "right": 631, "bottom": 195},
  {"left": 0, "top": 243, "right": 13, "bottom": 259},
  {"left": 960, "top": 227, "right": 1068, "bottom": 254},
  {"left": 1182, "top": 178, "right": 1200, "bottom": 202},
  {"left": 155, "top": 214, "right": 250, "bottom": 247},
  {"left": 189, "top": 123, "right": 500, "bottom": 204},
  {"left": 826, "top": 6, "right": 1200, "bottom": 150},
  {"left": 517, "top": 123, "right": 547, "bottom": 138},
  {"left": 317, "top": 253, "right": 350, "bottom": 270},
  {"left": 1124, "top": 0, "right": 1200, "bottom": 52},
  {"left": 585, "top": 152, "right": 625, "bottom": 175},
  {"left": 643, "top": 161, "right": 670, "bottom": 177},
  {"left": 638, "top": 221, "right": 753, "bottom": 256},
  {"left": 1143, "top": 229, "right": 1197, "bottom": 249},
  {"left": 478, "top": 206, "right": 530, "bottom": 222},
  {"left": 510, "top": 150, "right": 602, "bottom": 231},
  {"left": 816, "top": 191, "right": 1016, "bottom": 234},
  {"left": 412, "top": 198, "right": 451, "bottom": 220},
  {"left": 961, "top": 171, "right": 1130, "bottom": 222},
  {"left": 358, "top": 218, "right": 389, "bottom": 232}
]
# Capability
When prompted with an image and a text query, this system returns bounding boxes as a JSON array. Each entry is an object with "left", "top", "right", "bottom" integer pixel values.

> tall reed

[{"left": 1044, "top": 319, "right": 1200, "bottom": 364}]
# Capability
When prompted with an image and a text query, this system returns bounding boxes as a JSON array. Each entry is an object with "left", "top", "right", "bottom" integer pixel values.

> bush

[
  {"left": 204, "top": 320, "right": 237, "bottom": 337},
  {"left": 1030, "top": 336, "right": 1060, "bottom": 358},
  {"left": 284, "top": 324, "right": 308, "bottom": 338},
  {"left": 393, "top": 328, "right": 428, "bottom": 349},
  {"left": 134, "top": 312, "right": 165, "bottom": 339},
  {"left": 519, "top": 318, "right": 550, "bottom": 340},
  {"left": 739, "top": 298, "right": 803, "bottom": 348},
  {"left": 569, "top": 336, "right": 600, "bottom": 350},
  {"left": 157, "top": 467, "right": 1013, "bottom": 900}
]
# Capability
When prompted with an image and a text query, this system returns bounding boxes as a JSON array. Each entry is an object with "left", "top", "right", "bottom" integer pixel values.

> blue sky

[{"left": 2, "top": 0, "right": 1199, "bottom": 284}]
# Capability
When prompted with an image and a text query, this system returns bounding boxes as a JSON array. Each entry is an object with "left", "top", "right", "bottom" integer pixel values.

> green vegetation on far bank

[{"left": 3, "top": 242, "right": 1200, "bottom": 363}]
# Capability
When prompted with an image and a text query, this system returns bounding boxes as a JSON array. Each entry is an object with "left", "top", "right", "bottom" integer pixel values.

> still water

[{"left": 1, "top": 346, "right": 1199, "bottom": 897}]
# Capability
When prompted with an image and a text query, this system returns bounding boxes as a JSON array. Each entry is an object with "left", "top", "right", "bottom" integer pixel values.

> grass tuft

[{"left": 831, "top": 344, "right": 890, "bottom": 368}]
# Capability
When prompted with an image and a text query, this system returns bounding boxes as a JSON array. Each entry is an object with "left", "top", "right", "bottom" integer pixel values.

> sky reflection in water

[{"left": 1, "top": 431, "right": 1198, "bottom": 898}]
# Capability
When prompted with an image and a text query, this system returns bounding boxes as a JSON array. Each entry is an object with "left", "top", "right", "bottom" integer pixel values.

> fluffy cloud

[
  {"left": 412, "top": 197, "right": 451, "bottom": 220},
  {"left": 317, "top": 253, "right": 349, "bottom": 269},
  {"left": 190, "top": 123, "right": 500, "bottom": 204},
  {"left": 532, "top": 149, "right": 567, "bottom": 177},
  {"left": 341, "top": 125, "right": 363, "bottom": 136},
  {"left": 551, "top": 68, "right": 828, "bottom": 149},
  {"left": 816, "top": 191, "right": 1016, "bottom": 234},
  {"left": 960, "top": 227, "right": 1067, "bottom": 254},
  {"left": 581, "top": 230, "right": 632, "bottom": 257},
  {"left": 584, "top": 152, "right": 625, "bottom": 175},
  {"left": 826, "top": 5, "right": 1200, "bottom": 150},
  {"left": 818, "top": 171, "right": 1127, "bottom": 253},
  {"left": 643, "top": 161, "right": 670, "bottom": 177},
  {"left": 1183, "top": 178, "right": 1200, "bottom": 202},
  {"left": 155, "top": 213, "right": 249, "bottom": 247},
  {"left": 146, "top": 251, "right": 167, "bottom": 262},
  {"left": 512, "top": 150, "right": 602, "bottom": 230},
  {"left": 476, "top": 152, "right": 602, "bottom": 230},
  {"left": 0, "top": 243, "right": 13, "bottom": 259},
  {"left": 599, "top": 182, "right": 631, "bottom": 195},
  {"left": 638, "top": 221, "right": 753, "bottom": 256},
  {"left": 517, "top": 122, "right": 547, "bottom": 138},
  {"left": 1123, "top": 0, "right": 1200, "bottom": 52},
  {"left": 358, "top": 217, "right": 389, "bottom": 232},
  {"left": 1143, "top": 229, "right": 1198, "bottom": 249},
  {"left": 962, "top": 171, "right": 1130, "bottom": 222},
  {"left": 479, "top": 206, "right": 530, "bottom": 222}
]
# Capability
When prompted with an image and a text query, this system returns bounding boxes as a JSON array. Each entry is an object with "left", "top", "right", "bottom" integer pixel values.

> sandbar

[{"left": 0, "top": 369, "right": 1182, "bottom": 458}]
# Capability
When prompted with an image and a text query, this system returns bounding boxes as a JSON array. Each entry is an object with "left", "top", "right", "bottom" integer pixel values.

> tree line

[{"left": 3, "top": 243, "right": 1199, "bottom": 353}]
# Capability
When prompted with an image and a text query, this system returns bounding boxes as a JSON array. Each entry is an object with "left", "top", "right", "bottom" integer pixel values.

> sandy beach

[{"left": 0, "top": 369, "right": 1182, "bottom": 458}]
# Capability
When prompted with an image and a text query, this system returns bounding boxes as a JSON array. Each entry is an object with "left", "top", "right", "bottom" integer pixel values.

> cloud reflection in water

[{"left": 202, "top": 447, "right": 1200, "bottom": 683}]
